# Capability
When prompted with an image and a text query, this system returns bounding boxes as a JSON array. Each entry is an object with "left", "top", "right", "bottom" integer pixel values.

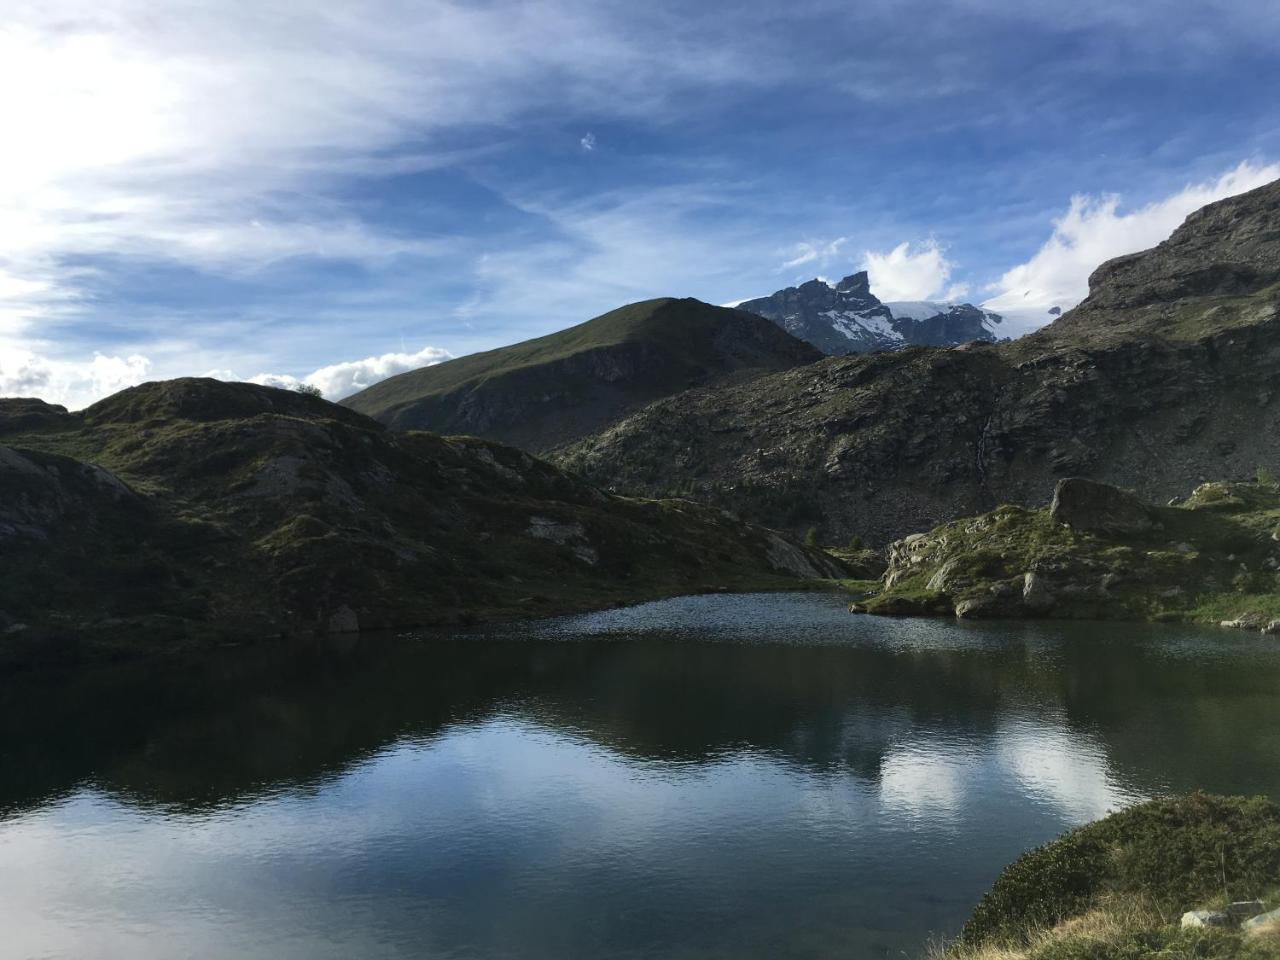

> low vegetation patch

[{"left": 942, "top": 795, "right": 1280, "bottom": 960}]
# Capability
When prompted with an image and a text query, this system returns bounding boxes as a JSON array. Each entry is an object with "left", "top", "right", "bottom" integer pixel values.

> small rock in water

[
  {"left": 1262, "top": 620, "right": 1280, "bottom": 635},
  {"left": 1220, "top": 612, "right": 1265, "bottom": 630},
  {"left": 1181, "top": 909, "right": 1231, "bottom": 928}
]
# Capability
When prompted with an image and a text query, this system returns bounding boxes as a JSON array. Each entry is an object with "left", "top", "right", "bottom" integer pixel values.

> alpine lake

[{"left": 3, "top": 593, "right": 1279, "bottom": 959}]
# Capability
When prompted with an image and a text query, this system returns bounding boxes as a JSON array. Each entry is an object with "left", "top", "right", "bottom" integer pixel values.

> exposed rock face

[
  {"left": 342, "top": 297, "right": 819, "bottom": 453},
  {"left": 0, "top": 446, "right": 141, "bottom": 541},
  {"left": 763, "top": 531, "right": 847, "bottom": 579},
  {"left": 556, "top": 178, "right": 1280, "bottom": 545},
  {"left": 1, "top": 379, "right": 843, "bottom": 667},
  {"left": 864, "top": 479, "right": 1280, "bottom": 623},
  {"left": 736, "top": 271, "right": 1002, "bottom": 355},
  {"left": 1049, "top": 477, "right": 1155, "bottom": 535}
]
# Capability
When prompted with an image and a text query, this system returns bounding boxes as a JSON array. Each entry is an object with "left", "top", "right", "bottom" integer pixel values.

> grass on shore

[{"left": 938, "top": 795, "right": 1280, "bottom": 960}]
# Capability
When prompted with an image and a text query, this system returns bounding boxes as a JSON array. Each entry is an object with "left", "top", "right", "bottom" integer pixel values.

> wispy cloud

[
  {"left": 983, "top": 160, "right": 1280, "bottom": 333},
  {"left": 780, "top": 238, "right": 848, "bottom": 271},
  {"left": 0, "top": 0, "right": 770, "bottom": 344}
]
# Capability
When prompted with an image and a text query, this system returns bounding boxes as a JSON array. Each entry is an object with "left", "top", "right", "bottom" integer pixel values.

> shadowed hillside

[
  {"left": 555, "top": 179, "right": 1280, "bottom": 544},
  {"left": 0, "top": 378, "right": 842, "bottom": 668},
  {"left": 341, "top": 297, "right": 820, "bottom": 452}
]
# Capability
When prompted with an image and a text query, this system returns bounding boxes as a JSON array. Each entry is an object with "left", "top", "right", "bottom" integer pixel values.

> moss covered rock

[{"left": 862, "top": 479, "right": 1280, "bottom": 625}]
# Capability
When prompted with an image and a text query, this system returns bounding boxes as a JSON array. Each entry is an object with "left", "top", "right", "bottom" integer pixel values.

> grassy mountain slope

[
  {"left": 555, "top": 179, "right": 1280, "bottom": 544},
  {"left": 342, "top": 297, "right": 820, "bottom": 452},
  {"left": 0, "top": 378, "right": 843, "bottom": 669}
]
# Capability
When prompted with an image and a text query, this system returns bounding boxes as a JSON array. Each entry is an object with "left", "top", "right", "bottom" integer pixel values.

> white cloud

[
  {"left": 780, "top": 237, "right": 848, "bottom": 271},
  {"left": 861, "top": 238, "right": 954, "bottom": 301},
  {"left": 0, "top": 349, "right": 152, "bottom": 410},
  {"left": 245, "top": 345, "right": 451, "bottom": 401},
  {"left": 983, "top": 160, "right": 1280, "bottom": 335},
  {"left": 580, "top": 132, "right": 597, "bottom": 152},
  {"left": 0, "top": 343, "right": 449, "bottom": 409}
]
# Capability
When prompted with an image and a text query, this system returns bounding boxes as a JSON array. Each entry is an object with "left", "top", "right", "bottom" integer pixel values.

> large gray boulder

[{"left": 1049, "top": 477, "right": 1155, "bottom": 536}]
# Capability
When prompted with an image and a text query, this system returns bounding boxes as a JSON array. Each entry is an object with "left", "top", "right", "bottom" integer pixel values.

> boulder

[
  {"left": 926, "top": 558, "right": 961, "bottom": 593},
  {"left": 1022, "top": 571, "right": 1056, "bottom": 612},
  {"left": 1262, "top": 620, "right": 1280, "bottom": 635},
  {"left": 1227, "top": 900, "right": 1265, "bottom": 920},
  {"left": 327, "top": 605, "right": 360, "bottom": 634},
  {"left": 1244, "top": 907, "right": 1280, "bottom": 936},
  {"left": 1180, "top": 909, "right": 1231, "bottom": 928},
  {"left": 1049, "top": 478, "right": 1155, "bottom": 536}
]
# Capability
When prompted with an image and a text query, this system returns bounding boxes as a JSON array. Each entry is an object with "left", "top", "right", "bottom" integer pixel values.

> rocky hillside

[
  {"left": 856, "top": 476, "right": 1280, "bottom": 625},
  {"left": 341, "top": 297, "right": 820, "bottom": 452},
  {"left": 736, "top": 271, "right": 1003, "bottom": 354},
  {"left": 0, "top": 378, "right": 843, "bottom": 669},
  {"left": 556, "top": 179, "right": 1280, "bottom": 545}
]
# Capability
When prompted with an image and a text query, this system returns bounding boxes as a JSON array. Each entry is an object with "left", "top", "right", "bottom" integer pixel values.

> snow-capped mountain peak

[{"left": 735, "top": 273, "right": 1004, "bottom": 355}]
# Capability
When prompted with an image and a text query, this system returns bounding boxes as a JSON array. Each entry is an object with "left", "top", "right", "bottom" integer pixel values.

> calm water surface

[{"left": 3, "top": 593, "right": 1280, "bottom": 959}]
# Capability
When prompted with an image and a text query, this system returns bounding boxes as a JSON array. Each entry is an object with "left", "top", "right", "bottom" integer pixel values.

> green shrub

[
  {"left": 961, "top": 795, "right": 1280, "bottom": 947},
  {"left": 961, "top": 830, "right": 1109, "bottom": 944},
  {"left": 804, "top": 526, "right": 819, "bottom": 547},
  {"left": 1257, "top": 465, "right": 1276, "bottom": 487},
  {"left": 848, "top": 534, "right": 864, "bottom": 551}
]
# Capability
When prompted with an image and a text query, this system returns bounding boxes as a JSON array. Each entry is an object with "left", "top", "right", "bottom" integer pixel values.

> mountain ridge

[
  {"left": 736, "top": 271, "right": 1003, "bottom": 354},
  {"left": 0, "top": 377, "right": 843, "bottom": 668},
  {"left": 341, "top": 297, "right": 820, "bottom": 452},
  {"left": 554, "top": 178, "right": 1280, "bottom": 546}
]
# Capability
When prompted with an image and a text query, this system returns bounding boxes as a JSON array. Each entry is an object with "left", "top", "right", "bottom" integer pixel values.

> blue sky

[{"left": 2, "top": 0, "right": 1279, "bottom": 406}]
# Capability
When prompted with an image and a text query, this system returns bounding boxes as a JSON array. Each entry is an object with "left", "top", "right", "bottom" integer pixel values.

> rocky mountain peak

[
  {"left": 833, "top": 271, "right": 873, "bottom": 296},
  {"left": 736, "top": 273, "right": 1000, "bottom": 355}
]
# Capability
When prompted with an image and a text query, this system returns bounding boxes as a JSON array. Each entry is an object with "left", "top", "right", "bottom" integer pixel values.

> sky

[{"left": 2, "top": 0, "right": 1279, "bottom": 408}]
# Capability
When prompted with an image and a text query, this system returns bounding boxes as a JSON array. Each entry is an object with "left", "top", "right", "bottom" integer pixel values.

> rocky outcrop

[
  {"left": 556, "top": 179, "right": 1280, "bottom": 546},
  {"left": 0, "top": 398, "right": 76, "bottom": 436},
  {"left": 861, "top": 478, "right": 1280, "bottom": 624},
  {"left": 1049, "top": 477, "right": 1155, "bottom": 535},
  {"left": 736, "top": 271, "right": 1001, "bottom": 355}
]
